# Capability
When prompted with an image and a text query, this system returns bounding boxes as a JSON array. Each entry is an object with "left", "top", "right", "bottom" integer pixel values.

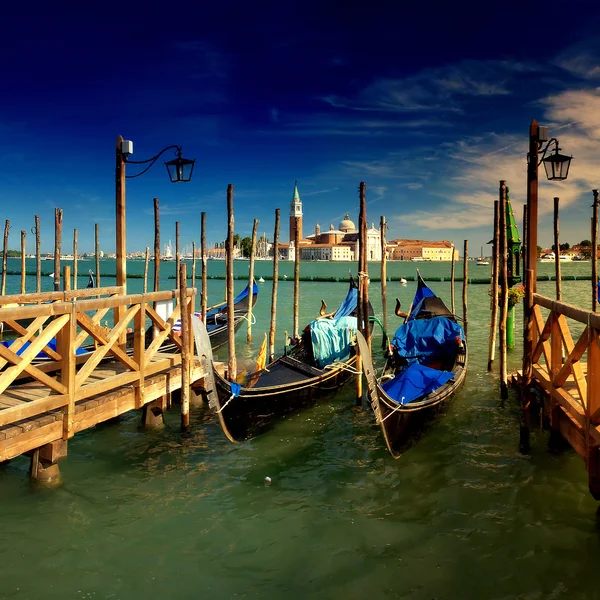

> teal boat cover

[
  {"left": 309, "top": 316, "right": 357, "bottom": 368},
  {"left": 381, "top": 362, "right": 455, "bottom": 405}
]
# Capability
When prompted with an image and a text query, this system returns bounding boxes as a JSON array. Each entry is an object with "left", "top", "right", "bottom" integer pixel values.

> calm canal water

[{"left": 1, "top": 258, "right": 599, "bottom": 599}]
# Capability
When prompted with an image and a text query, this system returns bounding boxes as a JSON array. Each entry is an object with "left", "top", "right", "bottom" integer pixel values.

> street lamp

[
  {"left": 115, "top": 136, "right": 196, "bottom": 295},
  {"left": 540, "top": 138, "right": 572, "bottom": 181}
]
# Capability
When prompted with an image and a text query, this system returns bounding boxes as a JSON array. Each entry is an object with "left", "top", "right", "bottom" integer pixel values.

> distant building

[{"left": 387, "top": 239, "right": 458, "bottom": 261}]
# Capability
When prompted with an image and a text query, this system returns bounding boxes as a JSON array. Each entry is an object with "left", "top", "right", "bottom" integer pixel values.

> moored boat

[{"left": 357, "top": 272, "right": 467, "bottom": 457}]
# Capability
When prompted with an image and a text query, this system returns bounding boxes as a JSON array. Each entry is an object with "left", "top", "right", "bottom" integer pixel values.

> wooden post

[
  {"left": 34, "top": 215, "right": 41, "bottom": 293},
  {"left": 526, "top": 120, "right": 539, "bottom": 293},
  {"left": 360, "top": 185, "right": 370, "bottom": 347},
  {"left": 153, "top": 198, "right": 160, "bottom": 294},
  {"left": 1, "top": 220, "right": 9, "bottom": 296},
  {"left": 63, "top": 265, "right": 71, "bottom": 292},
  {"left": 293, "top": 216, "right": 301, "bottom": 339},
  {"left": 554, "top": 197, "right": 562, "bottom": 301},
  {"left": 95, "top": 223, "right": 101, "bottom": 289},
  {"left": 143, "top": 247, "right": 150, "bottom": 294},
  {"left": 499, "top": 182, "right": 508, "bottom": 399},
  {"left": 269, "top": 209, "right": 280, "bottom": 361},
  {"left": 522, "top": 204, "right": 528, "bottom": 276},
  {"left": 450, "top": 245, "right": 456, "bottom": 315},
  {"left": 593, "top": 190, "right": 599, "bottom": 312},
  {"left": 20, "top": 230, "right": 26, "bottom": 294},
  {"left": 175, "top": 221, "right": 181, "bottom": 289},
  {"left": 462, "top": 240, "right": 468, "bottom": 338},
  {"left": 73, "top": 229, "right": 78, "bottom": 291},
  {"left": 488, "top": 200, "right": 500, "bottom": 371},
  {"left": 226, "top": 184, "right": 236, "bottom": 379},
  {"left": 54, "top": 209, "right": 62, "bottom": 292},
  {"left": 115, "top": 135, "right": 126, "bottom": 293},
  {"left": 520, "top": 268, "right": 534, "bottom": 452},
  {"left": 201, "top": 211, "right": 207, "bottom": 322},
  {"left": 247, "top": 218, "right": 258, "bottom": 343},
  {"left": 380, "top": 215, "right": 388, "bottom": 338},
  {"left": 192, "top": 241, "right": 197, "bottom": 290},
  {"left": 179, "top": 263, "right": 191, "bottom": 430}
]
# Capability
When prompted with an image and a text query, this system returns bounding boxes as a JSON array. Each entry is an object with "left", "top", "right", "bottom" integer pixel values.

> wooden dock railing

[
  {"left": 0, "top": 287, "right": 195, "bottom": 443},
  {"left": 524, "top": 291, "right": 600, "bottom": 495}
]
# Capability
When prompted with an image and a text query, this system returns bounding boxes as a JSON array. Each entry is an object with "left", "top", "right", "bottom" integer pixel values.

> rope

[
  {"left": 240, "top": 312, "right": 257, "bottom": 325},
  {"left": 324, "top": 360, "right": 362, "bottom": 375},
  {"left": 216, "top": 393, "right": 236, "bottom": 413},
  {"left": 379, "top": 401, "right": 405, "bottom": 423}
]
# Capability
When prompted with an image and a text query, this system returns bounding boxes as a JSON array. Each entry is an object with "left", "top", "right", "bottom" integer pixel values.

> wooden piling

[
  {"left": 143, "top": 247, "right": 150, "bottom": 294},
  {"left": 380, "top": 215, "right": 387, "bottom": 338},
  {"left": 192, "top": 241, "right": 197, "bottom": 290},
  {"left": 176, "top": 221, "right": 181, "bottom": 289},
  {"left": 450, "top": 245, "right": 456, "bottom": 315},
  {"left": 488, "top": 200, "right": 499, "bottom": 371},
  {"left": 179, "top": 263, "right": 191, "bottom": 430},
  {"left": 34, "top": 215, "right": 40, "bottom": 293},
  {"left": 293, "top": 216, "right": 301, "bottom": 340},
  {"left": 554, "top": 197, "right": 562, "bottom": 301},
  {"left": 269, "top": 209, "right": 280, "bottom": 361},
  {"left": 201, "top": 211, "right": 207, "bottom": 322},
  {"left": 153, "top": 198, "right": 160, "bottom": 294},
  {"left": 593, "top": 190, "right": 599, "bottom": 313},
  {"left": 95, "top": 223, "right": 101, "bottom": 289},
  {"left": 522, "top": 204, "right": 528, "bottom": 276},
  {"left": 2, "top": 220, "right": 9, "bottom": 296},
  {"left": 73, "top": 229, "right": 78, "bottom": 291},
  {"left": 499, "top": 181, "right": 508, "bottom": 399},
  {"left": 20, "top": 230, "right": 26, "bottom": 294},
  {"left": 462, "top": 240, "right": 468, "bottom": 338},
  {"left": 520, "top": 268, "right": 534, "bottom": 451},
  {"left": 360, "top": 183, "right": 370, "bottom": 347},
  {"left": 53, "top": 209, "right": 62, "bottom": 292},
  {"left": 248, "top": 218, "right": 258, "bottom": 343},
  {"left": 63, "top": 265, "right": 71, "bottom": 292},
  {"left": 226, "top": 184, "right": 236, "bottom": 380}
]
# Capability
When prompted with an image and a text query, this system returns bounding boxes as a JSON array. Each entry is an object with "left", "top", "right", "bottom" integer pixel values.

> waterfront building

[{"left": 387, "top": 239, "right": 458, "bottom": 261}]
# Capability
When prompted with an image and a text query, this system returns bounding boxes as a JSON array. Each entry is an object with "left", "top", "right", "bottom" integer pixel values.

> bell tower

[{"left": 289, "top": 181, "right": 303, "bottom": 243}]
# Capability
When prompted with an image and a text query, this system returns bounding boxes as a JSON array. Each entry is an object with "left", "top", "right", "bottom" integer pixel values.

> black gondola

[
  {"left": 357, "top": 272, "right": 467, "bottom": 458},
  {"left": 211, "top": 276, "right": 372, "bottom": 442}
]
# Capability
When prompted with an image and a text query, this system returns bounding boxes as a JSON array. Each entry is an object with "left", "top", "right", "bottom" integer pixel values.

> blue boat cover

[
  {"left": 309, "top": 316, "right": 357, "bottom": 368},
  {"left": 391, "top": 316, "right": 464, "bottom": 361},
  {"left": 0, "top": 338, "right": 89, "bottom": 359},
  {"left": 333, "top": 286, "right": 358, "bottom": 319},
  {"left": 381, "top": 362, "right": 455, "bottom": 405}
]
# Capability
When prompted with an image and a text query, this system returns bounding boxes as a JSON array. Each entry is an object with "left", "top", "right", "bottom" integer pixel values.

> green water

[{"left": 1, "top": 258, "right": 599, "bottom": 599}]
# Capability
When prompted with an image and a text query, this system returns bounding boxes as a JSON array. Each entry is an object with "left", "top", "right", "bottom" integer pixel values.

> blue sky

[{"left": 2, "top": 4, "right": 600, "bottom": 254}]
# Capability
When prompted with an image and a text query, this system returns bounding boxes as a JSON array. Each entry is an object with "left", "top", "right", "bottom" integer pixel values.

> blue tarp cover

[
  {"left": 408, "top": 282, "right": 436, "bottom": 321},
  {"left": 391, "top": 316, "right": 464, "bottom": 361},
  {"left": 309, "top": 316, "right": 357, "bottom": 368},
  {"left": 333, "top": 286, "right": 358, "bottom": 319},
  {"left": 382, "top": 362, "right": 455, "bottom": 405},
  {"left": 0, "top": 338, "right": 89, "bottom": 359}
]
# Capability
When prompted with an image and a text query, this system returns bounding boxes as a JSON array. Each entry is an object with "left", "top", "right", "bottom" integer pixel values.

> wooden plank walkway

[{"left": 0, "top": 354, "right": 206, "bottom": 462}]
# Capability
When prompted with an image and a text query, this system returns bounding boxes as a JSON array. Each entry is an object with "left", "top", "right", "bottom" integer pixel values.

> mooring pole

[
  {"left": 73, "top": 229, "right": 78, "bottom": 291},
  {"left": 226, "top": 184, "right": 236, "bottom": 380},
  {"left": 175, "top": 221, "right": 181, "bottom": 289},
  {"left": 380, "top": 215, "right": 388, "bottom": 338},
  {"left": 20, "top": 230, "right": 26, "bottom": 294},
  {"left": 95, "top": 223, "right": 101, "bottom": 289},
  {"left": 201, "top": 211, "right": 207, "bottom": 323},
  {"left": 450, "top": 244, "right": 456, "bottom": 315},
  {"left": 293, "top": 216, "right": 301, "bottom": 340},
  {"left": 488, "top": 200, "right": 499, "bottom": 371},
  {"left": 554, "top": 197, "right": 562, "bottom": 301},
  {"left": 248, "top": 218, "right": 258, "bottom": 344},
  {"left": 462, "top": 240, "right": 468, "bottom": 339},
  {"left": 192, "top": 241, "right": 197, "bottom": 291},
  {"left": 1, "top": 220, "right": 9, "bottom": 296},
  {"left": 153, "top": 198, "right": 160, "bottom": 294},
  {"left": 269, "top": 209, "right": 280, "bottom": 362},
  {"left": 143, "top": 247, "right": 149, "bottom": 294},
  {"left": 34, "top": 215, "right": 40, "bottom": 293},
  {"left": 499, "top": 182, "right": 508, "bottom": 399},
  {"left": 593, "top": 190, "right": 599, "bottom": 313},
  {"left": 63, "top": 265, "right": 71, "bottom": 292},
  {"left": 53, "top": 209, "right": 62, "bottom": 292},
  {"left": 179, "top": 263, "right": 191, "bottom": 430}
]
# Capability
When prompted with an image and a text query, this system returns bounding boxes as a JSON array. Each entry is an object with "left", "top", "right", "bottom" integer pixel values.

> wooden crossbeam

[
  {"left": 0, "top": 316, "right": 53, "bottom": 369},
  {"left": 589, "top": 329, "right": 600, "bottom": 423},
  {"left": 533, "top": 364, "right": 586, "bottom": 424},
  {"left": 532, "top": 306, "right": 552, "bottom": 366},
  {"left": 74, "top": 307, "right": 110, "bottom": 350},
  {"left": 0, "top": 315, "right": 70, "bottom": 395},
  {"left": 76, "top": 311, "right": 138, "bottom": 372},
  {"left": 1, "top": 317, "right": 61, "bottom": 362},
  {"left": 554, "top": 326, "right": 588, "bottom": 402},
  {"left": 75, "top": 305, "right": 139, "bottom": 389},
  {"left": 143, "top": 303, "right": 183, "bottom": 368}
]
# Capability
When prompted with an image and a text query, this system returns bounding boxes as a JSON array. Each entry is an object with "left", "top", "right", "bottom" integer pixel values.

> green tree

[
  {"left": 241, "top": 237, "right": 253, "bottom": 258},
  {"left": 559, "top": 242, "right": 570, "bottom": 251},
  {"left": 537, "top": 245, "right": 542, "bottom": 258},
  {"left": 580, "top": 239, "right": 592, "bottom": 246}
]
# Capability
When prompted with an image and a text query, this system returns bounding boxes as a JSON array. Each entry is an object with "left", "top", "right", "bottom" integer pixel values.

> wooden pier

[{"left": 0, "top": 285, "right": 208, "bottom": 480}]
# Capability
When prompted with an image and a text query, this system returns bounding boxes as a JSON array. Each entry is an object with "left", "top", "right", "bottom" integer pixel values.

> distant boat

[
  {"left": 477, "top": 246, "right": 489, "bottom": 266},
  {"left": 400, "top": 278, "right": 407, "bottom": 286},
  {"left": 258, "top": 276, "right": 265, "bottom": 283},
  {"left": 410, "top": 257, "right": 429, "bottom": 262}
]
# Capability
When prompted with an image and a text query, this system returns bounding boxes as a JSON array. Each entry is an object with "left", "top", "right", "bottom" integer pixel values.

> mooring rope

[{"left": 216, "top": 393, "right": 236, "bottom": 413}]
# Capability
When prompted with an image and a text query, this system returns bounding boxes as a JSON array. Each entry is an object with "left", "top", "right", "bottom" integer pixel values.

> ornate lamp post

[{"left": 115, "top": 136, "right": 195, "bottom": 293}]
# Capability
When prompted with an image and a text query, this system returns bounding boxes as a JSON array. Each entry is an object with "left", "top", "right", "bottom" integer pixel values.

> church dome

[{"left": 339, "top": 213, "right": 356, "bottom": 232}]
